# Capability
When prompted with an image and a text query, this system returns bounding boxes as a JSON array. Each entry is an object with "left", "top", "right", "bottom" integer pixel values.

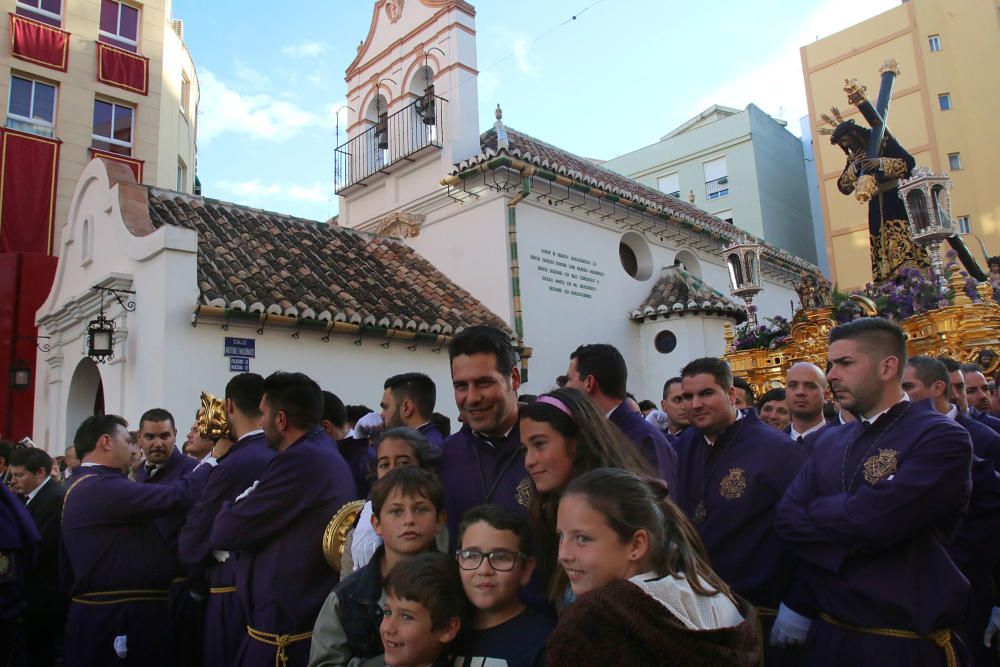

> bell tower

[{"left": 337, "top": 0, "right": 480, "bottom": 228}]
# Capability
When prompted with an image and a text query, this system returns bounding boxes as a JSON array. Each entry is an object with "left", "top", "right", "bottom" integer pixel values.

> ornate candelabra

[
  {"left": 898, "top": 166, "right": 955, "bottom": 292},
  {"left": 723, "top": 236, "right": 764, "bottom": 328}
]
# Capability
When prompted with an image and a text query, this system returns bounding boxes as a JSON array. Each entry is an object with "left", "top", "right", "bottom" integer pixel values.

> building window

[
  {"left": 938, "top": 93, "right": 951, "bottom": 111},
  {"left": 177, "top": 158, "right": 187, "bottom": 191},
  {"left": 714, "top": 209, "right": 734, "bottom": 224},
  {"left": 92, "top": 99, "right": 134, "bottom": 155},
  {"left": 928, "top": 34, "right": 941, "bottom": 52},
  {"left": 654, "top": 330, "right": 677, "bottom": 354},
  {"left": 180, "top": 71, "right": 191, "bottom": 117},
  {"left": 657, "top": 172, "right": 680, "bottom": 199},
  {"left": 99, "top": 0, "right": 140, "bottom": 52},
  {"left": 957, "top": 216, "right": 970, "bottom": 234},
  {"left": 15, "top": 0, "right": 62, "bottom": 27},
  {"left": 948, "top": 152, "right": 962, "bottom": 171},
  {"left": 704, "top": 156, "right": 729, "bottom": 200},
  {"left": 7, "top": 75, "right": 56, "bottom": 138}
]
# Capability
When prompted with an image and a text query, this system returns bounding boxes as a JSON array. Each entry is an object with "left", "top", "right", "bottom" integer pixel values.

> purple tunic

[
  {"left": 673, "top": 410, "right": 806, "bottom": 609},
  {"left": 417, "top": 421, "right": 445, "bottom": 448},
  {"left": 958, "top": 412, "right": 1000, "bottom": 471},
  {"left": 179, "top": 431, "right": 275, "bottom": 667},
  {"left": 609, "top": 402, "right": 678, "bottom": 492},
  {"left": 438, "top": 423, "right": 529, "bottom": 551},
  {"left": 210, "top": 428, "right": 357, "bottom": 667},
  {"left": 60, "top": 463, "right": 212, "bottom": 667},
  {"left": 775, "top": 399, "right": 972, "bottom": 666},
  {"left": 971, "top": 408, "right": 1000, "bottom": 436}
]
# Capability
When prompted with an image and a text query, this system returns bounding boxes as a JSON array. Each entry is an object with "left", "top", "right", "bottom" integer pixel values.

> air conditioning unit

[{"left": 718, "top": 177, "right": 728, "bottom": 185}]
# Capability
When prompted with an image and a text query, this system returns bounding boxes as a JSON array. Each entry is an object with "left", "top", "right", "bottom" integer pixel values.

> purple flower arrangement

[{"left": 733, "top": 315, "right": 792, "bottom": 351}]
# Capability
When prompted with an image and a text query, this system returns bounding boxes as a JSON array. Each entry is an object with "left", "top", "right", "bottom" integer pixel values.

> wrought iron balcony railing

[
  {"left": 706, "top": 176, "right": 730, "bottom": 200},
  {"left": 334, "top": 96, "right": 446, "bottom": 194}
]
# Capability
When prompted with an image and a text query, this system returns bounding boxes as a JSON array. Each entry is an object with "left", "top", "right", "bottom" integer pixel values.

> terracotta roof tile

[
  {"left": 145, "top": 189, "right": 510, "bottom": 335},
  {"left": 630, "top": 266, "right": 747, "bottom": 323},
  {"left": 458, "top": 127, "right": 819, "bottom": 276}
]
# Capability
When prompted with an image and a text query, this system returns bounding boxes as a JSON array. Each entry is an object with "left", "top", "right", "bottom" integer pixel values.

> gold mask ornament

[{"left": 197, "top": 391, "right": 230, "bottom": 441}]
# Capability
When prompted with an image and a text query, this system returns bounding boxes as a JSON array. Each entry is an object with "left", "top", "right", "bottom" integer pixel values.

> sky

[{"left": 171, "top": 0, "right": 900, "bottom": 222}]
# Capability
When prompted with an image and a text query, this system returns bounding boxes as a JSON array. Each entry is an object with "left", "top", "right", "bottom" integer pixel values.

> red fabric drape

[
  {"left": 97, "top": 42, "right": 149, "bottom": 95},
  {"left": 9, "top": 13, "right": 70, "bottom": 72},
  {"left": 0, "top": 128, "right": 61, "bottom": 255},
  {"left": 88, "top": 148, "right": 143, "bottom": 183}
]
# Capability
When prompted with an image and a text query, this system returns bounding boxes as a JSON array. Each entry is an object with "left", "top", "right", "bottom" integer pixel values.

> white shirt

[
  {"left": 237, "top": 429, "right": 264, "bottom": 443},
  {"left": 860, "top": 394, "right": 909, "bottom": 425},
  {"left": 25, "top": 475, "right": 51, "bottom": 505},
  {"left": 790, "top": 420, "right": 827, "bottom": 441},
  {"left": 945, "top": 404, "right": 959, "bottom": 420}
]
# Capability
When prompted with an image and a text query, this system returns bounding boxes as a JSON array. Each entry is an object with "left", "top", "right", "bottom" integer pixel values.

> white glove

[
  {"left": 645, "top": 409, "right": 670, "bottom": 432},
  {"left": 769, "top": 603, "right": 812, "bottom": 647},
  {"left": 983, "top": 606, "right": 1000, "bottom": 647},
  {"left": 234, "top": 480, "right": 259, "bottom": 503},
  {"left": 352, "top": 412, "right": 384, "bottom": 439}
]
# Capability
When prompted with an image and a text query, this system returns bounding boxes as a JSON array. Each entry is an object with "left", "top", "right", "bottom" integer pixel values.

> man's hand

[
  {"left": 234, "top": 480, "right": 259, "bottom": 503},
  {"left": 770, "top": 603, "right": 812, "bottom": 648}
]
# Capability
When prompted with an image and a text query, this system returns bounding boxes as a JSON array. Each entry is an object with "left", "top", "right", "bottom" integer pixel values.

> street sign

[{"left": 224, "top": 337, "right": 255, "bottom": 358}]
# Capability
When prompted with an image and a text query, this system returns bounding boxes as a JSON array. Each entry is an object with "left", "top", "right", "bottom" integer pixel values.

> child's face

[
  {"left": 457, "top": 521, "right": 534, "bottom": 615},
  {"left": 380, "top": 594, "right": 458, "bottom": 667},
  {"left": 374, "top": 489, "right": 444, "bottom": 557},
  {"left": 556, "top": 493, "right": 645, "bottom": 596},
  {"left": 376, "top": 437, "right": 417, "bottom": 479},
  {"left": 521, "top": 417, "right": 574, "bottom": 494}
]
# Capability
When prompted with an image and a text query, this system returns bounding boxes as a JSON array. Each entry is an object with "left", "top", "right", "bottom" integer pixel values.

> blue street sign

[
  {"left": 230, "top": 357, "right": 250, "bottom": 372},
  {"left": 224, "top": 337, "right": 255, "bottom": 358}
]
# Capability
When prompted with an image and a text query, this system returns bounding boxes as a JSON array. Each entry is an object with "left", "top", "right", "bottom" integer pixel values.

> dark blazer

[{"left": 25, "top": 478, "right": 65, "bottom": 613}]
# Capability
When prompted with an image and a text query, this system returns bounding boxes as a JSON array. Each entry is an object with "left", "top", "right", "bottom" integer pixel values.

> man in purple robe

[
  {"left": 0, "top": 474, "right": 39, "bottom": 667},
  {"left": 942, "top": 357, "right": 1000, "bottom": 466},
  {"left": 61, "top": 414, "right": 214, "bottom": 667},
  {"left": 565, "top": 343, "right": 677, "bottom": 489},
  {"left": 964, "top": 364, "right": 1000, "bottom": 435},
  {"left": 179, "top": 373, "right": 276, "bottom": 667},
  {"left": 659, "top": 376, "right": 690, "bottom": 445},
  {"left": 210, "top": 371, "right": 357, "bottom": 667},
  {"left": 672, "top": 357, "right": 806, "bottom": 663},
  {"left": 438, "top": 326, "right": 529, "bottom": 550},
  {"left": 786, "top": 363, "right": 831, "bottom": 449},
  {"left": 903, "top": 356, "right": 1000, "bottom": 667},
  {"left": 776, "top": 319, "right": 973, "bottom": 666}
]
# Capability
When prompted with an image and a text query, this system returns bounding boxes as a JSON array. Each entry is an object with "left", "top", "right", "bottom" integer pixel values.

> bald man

[{"left": 786, "top": 363, "right": 829, "bottom": 445}]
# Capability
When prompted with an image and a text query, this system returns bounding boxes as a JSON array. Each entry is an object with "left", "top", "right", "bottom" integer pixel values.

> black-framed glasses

[{"left": 455, "top": 549, "right": 526, "bottom": 572}]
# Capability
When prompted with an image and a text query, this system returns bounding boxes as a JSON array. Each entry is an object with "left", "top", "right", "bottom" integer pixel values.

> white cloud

[
  {"left": 690, "top": 0, "right": 900, "bottom": 137},
  {"left": 198, "top": 68, "right": 336, "bottom": 143},
  {"left": 281, "top": 41, "right": 329, "bottom": 58},
  {"left": 493, "top": 27, "right": 537, "bottom": 77},
  {"left": 215, "top": 179, "right": 331, "bottom": 206}
]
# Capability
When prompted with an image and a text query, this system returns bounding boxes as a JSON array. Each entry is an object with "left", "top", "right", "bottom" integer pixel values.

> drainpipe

[{"left": 507, "top": 168, "right": 534, "bottom": 382}]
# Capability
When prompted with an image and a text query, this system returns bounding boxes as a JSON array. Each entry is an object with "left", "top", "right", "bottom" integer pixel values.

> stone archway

[{"left": 66, "top": 357, "right": 104, "bottom": 439}]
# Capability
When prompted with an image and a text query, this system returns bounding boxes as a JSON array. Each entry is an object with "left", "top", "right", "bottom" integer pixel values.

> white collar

[
  {"left": 80, "top": 461, "right": 103, "bottom": 467},
  {"left": 790, "top": 419, "right": 826, "bottom": 440},
  {"left": 606, "top": 401, "right": 623, "bottom": 419},
  {"left": 25, "top": 476, "right": 51, "bottom": 504},
  {"left": 945, "top": 404, "right": 959, "bottom": 420},
  {"left": 704, "top": 409, "right": 742, "bottom": 446},
  {"left": 861, "top": 394, "right": 909, "bottom": 424},
  {"left": 237, "top": 428, "right": 264, "bottom": 443}
]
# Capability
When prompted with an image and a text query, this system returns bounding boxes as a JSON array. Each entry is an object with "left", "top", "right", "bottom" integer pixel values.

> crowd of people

[{"left": 2, "top": 320, "right": 1000, "bottom": 667}]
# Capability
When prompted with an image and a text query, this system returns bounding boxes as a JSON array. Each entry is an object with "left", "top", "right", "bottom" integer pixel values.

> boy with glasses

[{"left": 452, "top": 505, "right": 555, "bottom": 667}]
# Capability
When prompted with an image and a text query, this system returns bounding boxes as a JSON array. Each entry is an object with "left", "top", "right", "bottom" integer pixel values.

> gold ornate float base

[{"left": 725, "top": 275, "right": 999, "bottom": 397}]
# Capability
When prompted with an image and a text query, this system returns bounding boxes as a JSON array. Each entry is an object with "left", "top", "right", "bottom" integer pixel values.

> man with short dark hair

[
  {"left": 732, "top": 376, "right": 755, "bottom": 410},
  {"left": 566, "top": 343, "right": 677, "bottom": 488},
  {"left": 381, "top": 373, "right": 442, "bottom": 447},
  {"left": 439, "top": 326, "right": 528, "bottom": 549},
  {"left": 61, "top": 414, "right": 214, "bottom": 667},
  {"left": 673, "top": 357, "right": 805, "bottom": 663},
  {"left": 786, "top": 363, "right": 829, "bottom": 446},
  {"left": 941, "top": 357, "right": 1000, "bottom": 437},
  {"left": 659, "top": 376, "right": 689, "bottom": 443},
  {"left": 757, "top": 387, "right": 790, "bottom": 432},
  {"left": 9, "top": 447, "right": 64, "bottom": 667},
  {"left": 320, "top": 391, "right": 348, "bottom": 441},
  {"left": 180, "top": 372, "right": 276, "bottom": 667},
  {"left": 776, "top": 319, "right": 973, "bottom": 665},
  {"left": 964, "top": 364, "right": 1000, "bottom": 435},
  {"left": 902, "top": 356, "right": 1000, "bottom": 666},
  {"left": 211, "top": 372, "right": 357, "bottom": 667},
  {"left": 63, "top": 443, "right": 80, "bottom": 481},
  {"left": 0, "top": 474, "right": 38, "bottom": 667}
]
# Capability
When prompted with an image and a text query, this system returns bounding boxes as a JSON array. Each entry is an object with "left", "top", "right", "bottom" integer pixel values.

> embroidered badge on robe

[
  {"left": 0, "top": 552, "right": 11, "bottom": 579},
  {"left": 516, "top": 477, "right": 533, "bottom": 509},
  {"left": 863, "top": 449, "right": 898, "bottom": 485},
  {"left": 719, "top": 467, "right": 747, "bottom": 500}
]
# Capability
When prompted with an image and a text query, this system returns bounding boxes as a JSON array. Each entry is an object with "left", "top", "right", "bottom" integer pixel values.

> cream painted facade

[
  {"left": 0, "top": 0, "right": 199, "bottom": 251},
  {"left": 802, "top": 0, "right": 1000, "bottom": 290}
]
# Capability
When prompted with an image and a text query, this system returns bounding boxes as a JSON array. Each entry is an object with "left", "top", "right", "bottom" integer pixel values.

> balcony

[
  {"left": 334, "top": 96, "right": 446, "bottom": 195},
  {"left": 706, "top": 176, "right": 729, "bottom": 200}
]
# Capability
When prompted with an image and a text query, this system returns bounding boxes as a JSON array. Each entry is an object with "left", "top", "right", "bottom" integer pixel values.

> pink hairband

[{"left": 536, "top": 395, "right": 573, "bottom": 418}]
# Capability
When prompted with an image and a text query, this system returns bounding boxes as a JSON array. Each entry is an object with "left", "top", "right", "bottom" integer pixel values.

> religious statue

[{"left": 819, "top": 61, "right": 928, "bottom": 282}]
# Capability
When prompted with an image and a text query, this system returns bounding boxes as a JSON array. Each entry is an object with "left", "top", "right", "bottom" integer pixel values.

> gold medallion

[
  {"left": 863, "top": 449, "right": 898, "bottom": 485},
  {"left": 515, "top": 477, "right": 533, "bottom": 509},
  {"left": 693, "top": 501, "right": 707, "bottom": 525},
  {"left": 719, "top": 467, "right": 747, "bottom": 500}
]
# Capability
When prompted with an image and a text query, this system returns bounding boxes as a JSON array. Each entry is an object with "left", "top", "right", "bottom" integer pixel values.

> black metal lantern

[
  {"left": 87, "top": 311, "right": 116, "bottom": 362},
  {"left": 9, "top": 360, "right": 30, "bottom": 390}
]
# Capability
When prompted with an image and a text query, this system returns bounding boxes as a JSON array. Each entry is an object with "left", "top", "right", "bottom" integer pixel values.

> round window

[
  {"left": 618, "top": 231, "right": 653, "bottom": 281},
  {"left": 654, "top": 330, "right": 677, "bottom": 354}
]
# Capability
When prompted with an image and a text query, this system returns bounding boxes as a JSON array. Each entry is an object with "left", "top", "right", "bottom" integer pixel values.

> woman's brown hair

[{"left": 518, "top": 387, "right": 652, "bottom": 600}]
